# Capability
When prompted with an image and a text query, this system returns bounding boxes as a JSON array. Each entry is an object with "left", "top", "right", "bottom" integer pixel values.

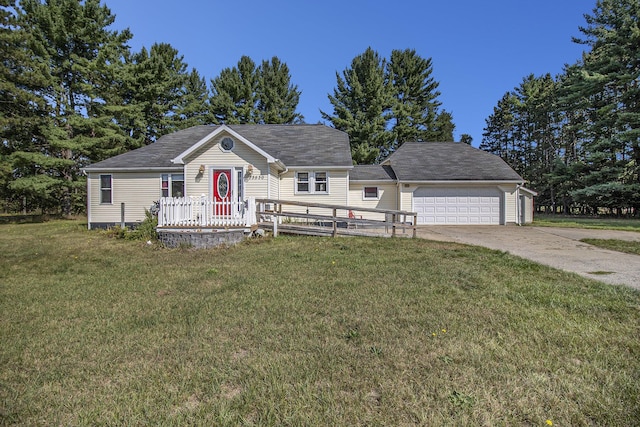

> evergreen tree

[
  {"left": 460, "top": 134, "right": 473, "bottom": 145},
  {"left": 0, "top": 0, "right": 50, "bottom": 211},
  {"left": 256, "top": 56, "right": 303, "bottom": 124},
  {"left": 126, "top": 43, "right": 191, "bottom": 145},
  {"left": 12, "top": 0, "right": 132, "bottom": 214},
  {"left": 321, "top": 47, "right": 391, "bottom": 164},
  {"left": 323, "top": 48, "right": 456, "bottom": 163},
  {"left": 482, "top": 0, "right": 640, "bottom": 215},
  {"left": 387, "top": 48, "right": 447, "bottom": 146},
  {"left": 174, "top": 68, "right": 210, "bottom": 129},
  {"left": 570, "top": 0, "right": 640, "bottom": 213},
  {"left": 210, "top": 55, "right": 259, "bottom": 124},
  {"left": 481, "top": 93, "right": 518, "bottom": 166},
  {"left": 433, "top": 110, "right": 456, "bottom": 141}
]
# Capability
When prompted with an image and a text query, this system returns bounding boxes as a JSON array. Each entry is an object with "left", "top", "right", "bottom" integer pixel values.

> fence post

[
  {"left": 413, "top": 213, "right": 418, "bottom": 238},
  {"left": 273, "top": 214, "right": 278, "bottom": 237},
  {"left": 332, "top": 208, "right": 337, "bottom": 237},
  {"left": 392, "top": 213, "right": 396, "bottom": 237},
  {"left": 120, "top": 203, "right": 125, "bottom": 228}
]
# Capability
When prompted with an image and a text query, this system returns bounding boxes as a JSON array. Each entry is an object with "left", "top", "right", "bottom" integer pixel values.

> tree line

[{"left": 481, "top": 0, "right": 640, "bottom": 216}]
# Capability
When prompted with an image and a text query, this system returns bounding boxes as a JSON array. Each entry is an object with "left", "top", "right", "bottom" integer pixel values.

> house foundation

[{"left": 157, "top": 229, "right": 247, "bottom": 249}]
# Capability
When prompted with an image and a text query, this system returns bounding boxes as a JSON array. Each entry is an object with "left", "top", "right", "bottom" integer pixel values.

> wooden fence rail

[{"left": 255, "top": 198, "right": 417, "bottom": 238}]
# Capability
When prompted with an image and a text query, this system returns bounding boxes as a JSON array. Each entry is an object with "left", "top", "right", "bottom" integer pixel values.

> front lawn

[
  {"left": 534, "top": 214, "right": 640, "bottom": 231},
  {"left": 1, "top": 220, "right": 639, "bottom": 425},
  {"left": 581, "top": 238, "right": 640, "bottom": 256}
]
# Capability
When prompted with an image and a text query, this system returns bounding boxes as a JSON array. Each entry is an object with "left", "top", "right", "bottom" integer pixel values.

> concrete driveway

[{"left": 415, "top": 226, "right": 640, "bottom": 290}]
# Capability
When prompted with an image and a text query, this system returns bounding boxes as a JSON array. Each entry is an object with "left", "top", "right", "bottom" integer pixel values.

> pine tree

[
  {"left": 210, "top": 56, "right": 259, "bottom": 124},
  {"left": 570, "top": 0, "right": 640, "bottom": 214},
  {"left": 12, "top": 0, "right": 132, "bottom": 214},
  {"left": 387, "top": 49, "right": 448, "bottom": 146},
  {"left": 126, "top": 43, "right": 191, "bottom": 145},
  {"left": 321, "top": 47, "right": 391, "bottom": 164},
  {"left": 0, "top": 0, "right": 50, "bottom": 211},
  {"left": 174, "top": 68, "right": 210, "bottom": 129},
  {"left": 256, "top": 57, "right": 303, "bottom": 124}
]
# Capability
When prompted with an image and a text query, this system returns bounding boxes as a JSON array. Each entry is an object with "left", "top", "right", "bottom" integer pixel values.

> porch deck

[{"left": 157, "top": 196, "right": 257, "bottom": 229}]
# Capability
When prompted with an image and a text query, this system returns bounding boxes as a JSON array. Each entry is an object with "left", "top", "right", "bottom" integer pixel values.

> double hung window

[
  {"left": 100, "top": 175, "right": 112, "bottom": 204},
  {"left": 295, "top": 171, "right": 328, "bottom": 194}
]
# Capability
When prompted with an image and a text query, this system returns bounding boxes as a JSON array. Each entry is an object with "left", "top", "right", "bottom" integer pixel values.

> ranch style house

[{"left": 83, "top": 124, "right": 535, "bottom": 229}]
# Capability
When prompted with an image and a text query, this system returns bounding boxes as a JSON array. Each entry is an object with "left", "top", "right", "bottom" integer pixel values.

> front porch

[{"left": 157, "top": 196, "right": 257, "bottom": 229}]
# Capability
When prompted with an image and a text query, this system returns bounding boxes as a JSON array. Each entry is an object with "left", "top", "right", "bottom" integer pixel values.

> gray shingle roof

[
  {"left": 382, "top": 142, "right": 523, "bottom": 182},
  {"left": 227, "top": 125, "right": 352, "bottom": 167},
  {"left": 350, "top": 165, "right": 396, "bottom": 181},
  {"left": 84, "top": 124, "right": 353, "bottom": 170}
]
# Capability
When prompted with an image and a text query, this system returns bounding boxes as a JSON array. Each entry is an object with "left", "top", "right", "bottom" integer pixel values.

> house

[{"left": 83, "top": 124, "right": 535, "bottom": 229}]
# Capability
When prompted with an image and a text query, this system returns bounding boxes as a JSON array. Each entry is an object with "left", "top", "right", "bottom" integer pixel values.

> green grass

[
  {"left": 1, "top": 220, "right": 639, "bottom": 426},
  {"left": 581, "top": 238, "right": 640, "bottom": 255},
  {"left": 533, "top": 214, "right": 640, "bottom": 231}
]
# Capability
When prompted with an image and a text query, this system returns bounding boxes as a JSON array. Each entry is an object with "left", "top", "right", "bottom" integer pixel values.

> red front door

[{"left": 213, "top": 169, "right": 231, "bottom": 215}]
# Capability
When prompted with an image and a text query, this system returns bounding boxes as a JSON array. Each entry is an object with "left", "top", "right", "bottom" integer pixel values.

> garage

[{"left": 413, "top": 187, "right": 502, "bottom": 225}]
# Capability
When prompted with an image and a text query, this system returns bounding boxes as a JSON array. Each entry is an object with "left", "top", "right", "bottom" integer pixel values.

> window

[
  {"left": 363, "top": 186, "right": 379, "bottom": 200},
  {"left": 161, "top": 173, "right": 185, "bottom": 197},
  {"left": 296, "top": 172, "right": 309, "bottom": 193},
  {"left": 220, "top": 137, "right": 234, "bottom": 151},
  {"left": 295, "top": 171, "right": 328, "bottom": 194},
  {"left": 315, "top": 172, "right": 327, "bottom": 192},
  {"left": 100, "top": 175, "right": 112, "bottom": 204}
]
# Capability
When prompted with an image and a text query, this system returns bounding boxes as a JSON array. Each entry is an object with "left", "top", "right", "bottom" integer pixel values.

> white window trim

[
  {"left": 99, "top": 174, "right": 112, "bottom": 205},
  {"left": 363, "top": 186, "right": 379, "bottom": 201},
  {"left": 295, "top": 171, "right": 329, "bottom": 195}
]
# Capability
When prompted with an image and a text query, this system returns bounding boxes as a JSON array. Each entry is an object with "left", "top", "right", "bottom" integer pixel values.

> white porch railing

[{"left": 158, "top": 196, "right": 256, "bottom": 228}]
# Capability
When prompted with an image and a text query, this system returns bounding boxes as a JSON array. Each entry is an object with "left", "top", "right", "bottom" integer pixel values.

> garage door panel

[{"left": 414, "top": 187, "right": 501, "bottom": 225}]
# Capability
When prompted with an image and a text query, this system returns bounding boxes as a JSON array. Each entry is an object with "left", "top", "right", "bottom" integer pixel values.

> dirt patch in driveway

[{"left": 416, "top": 226, "right": 640, "bottom": 290}]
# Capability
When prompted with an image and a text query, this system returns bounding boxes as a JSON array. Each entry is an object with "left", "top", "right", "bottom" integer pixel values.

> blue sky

[{"left": 105, "top": 0, "right": 592, "bottom": 146}]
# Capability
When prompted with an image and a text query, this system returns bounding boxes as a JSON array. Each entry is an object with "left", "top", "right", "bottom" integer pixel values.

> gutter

[{"left": 82, "top": 167, "right": 183, "bottom": 173}]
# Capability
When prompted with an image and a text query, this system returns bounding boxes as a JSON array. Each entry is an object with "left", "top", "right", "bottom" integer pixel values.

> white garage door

[{"left": 413, "top": 187, "right": 502, "bottom": 225}]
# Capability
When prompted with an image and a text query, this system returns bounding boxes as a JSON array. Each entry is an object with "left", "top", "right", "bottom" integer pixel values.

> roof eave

[
  {"left": 397, "top": 179, "right": 525, "bottom": 184},
  {"left": 287, "top": 165, "right": 354, "bottom": 170},
  {"left": 83, "top": 166, "right": 184, "bottom": 173},
  {"left": 350, "top": 179, "right": 396, "bottom": 183}
]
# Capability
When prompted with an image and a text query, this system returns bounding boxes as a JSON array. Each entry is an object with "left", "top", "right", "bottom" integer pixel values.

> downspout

[
  {"left": 85, "top": 171, "right": 91, "bottom": 230},
  {"left": 516, "top": 184, "right": 522, "bottom": 226},
  {"left": 277, "top": 163, "right": 288, "bottom": 201}
]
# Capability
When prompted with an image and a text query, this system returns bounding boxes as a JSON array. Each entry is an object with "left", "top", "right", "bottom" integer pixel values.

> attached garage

[
  {"left": 413, "top": 187, "right": 502, "bottom": 225},
  {"left": 353, "top": 141, "right": 535, "bottom": 225}
]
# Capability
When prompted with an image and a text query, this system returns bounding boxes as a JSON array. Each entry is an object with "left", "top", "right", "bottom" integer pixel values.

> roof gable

[
  {"left": 382, "top": 142, "right": 523, "bottom": 182},
  {"left": 172, "top": 125, "right": 277, "bottom": 165}
]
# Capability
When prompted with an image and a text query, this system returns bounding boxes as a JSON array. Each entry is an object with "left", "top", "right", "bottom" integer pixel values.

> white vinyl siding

[
  {"left": 348, "top": 183, "right": 396, "bottom": 221},
  {"left": 89, "top": 172, "right": 166, "bottom": 225},
  {"left": 280, "top": 169, "right": 349, "bottom": 214},
  {"left": 504, "top": 188, "right": 517, "bottom": 223},
  {"left": 183, "top": 134, "right": 270, "bottom": 200}
]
